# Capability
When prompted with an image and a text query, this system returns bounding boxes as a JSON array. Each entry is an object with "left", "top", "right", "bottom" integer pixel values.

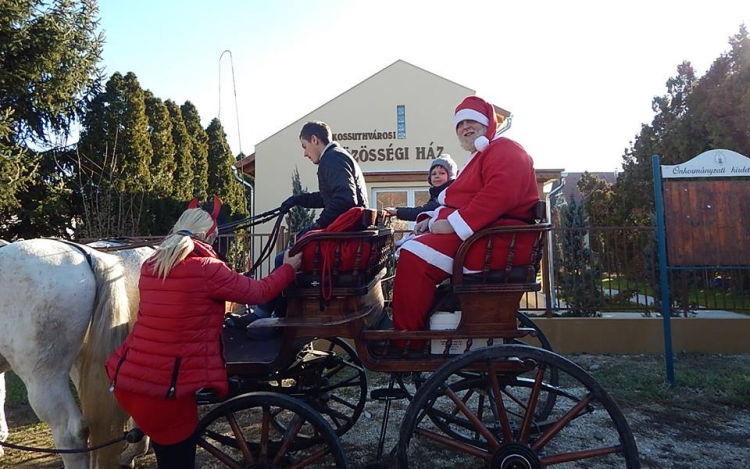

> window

[{"left": 373, "top": 188, "right": 430, "bottom": 234}]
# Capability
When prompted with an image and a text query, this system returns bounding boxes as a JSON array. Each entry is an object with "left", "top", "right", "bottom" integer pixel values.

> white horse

[{"left": 0, "top": 238, "right": 154, "bottom": 469}]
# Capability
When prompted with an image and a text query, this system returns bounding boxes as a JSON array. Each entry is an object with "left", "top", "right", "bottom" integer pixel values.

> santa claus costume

[{"left": 392, "top": 96, "right": 540, "bottom": 335}]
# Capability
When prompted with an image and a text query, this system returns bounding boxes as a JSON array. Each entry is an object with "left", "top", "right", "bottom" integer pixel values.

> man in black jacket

[
  {"left": 249, "top": 122, "right": 368, "bottom": 328},
  {"left": 281, "top": 121, "right": 368, "bottom": 228}
]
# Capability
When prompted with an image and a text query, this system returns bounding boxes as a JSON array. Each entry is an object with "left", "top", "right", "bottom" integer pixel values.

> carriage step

[{"left": 370, "top": 387, "right": 409, "bottom": 401}]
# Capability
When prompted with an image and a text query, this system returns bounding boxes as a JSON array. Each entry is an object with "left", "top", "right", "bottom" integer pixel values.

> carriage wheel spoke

[
  {"left": 519, "top": 364, "right": 545, "bottom": 443},
  {"left": 286, "top": 448, "right": 331, "bottom": 469},
  {"left": 531, "top": 392, "right": 594, "bottom": 452},
  {"left": 488, "top": 363, "right": 514, "bottom": 443},
  {"left": 415, "top": 427, "right": 493, "bottom": 461},
  {"left": 196, "top": 438, "right": 243, "bottom": 469},
  {"left": 540, "top": 444, "right": 624, "bottom": 465},
  {"left": 271, "top": 415, "right": 305, "bottom": 465},
  {"left": 444, "top": 386, "right": 501, "bottom": 451},
  {"left": 226, "top": 411, "right": 255, "bottom": 464}
]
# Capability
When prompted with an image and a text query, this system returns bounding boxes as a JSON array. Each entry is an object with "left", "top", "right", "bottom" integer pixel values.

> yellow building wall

[{"left": 253, "top": 60, "right": 474, "bottom": 234}]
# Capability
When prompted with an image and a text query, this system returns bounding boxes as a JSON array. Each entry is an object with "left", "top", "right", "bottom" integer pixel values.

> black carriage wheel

[
  {"left": 397, "top": 344, "right": 640, "bottom": 469},
  {"left": 511, "top": 312, "right": 559, "bottom": 420},
  {"left": 196, "top": 391, "right": 349, "bottom": 468},
  {"left": 268, "top": 337, "right": 367, "bottom": 440}
]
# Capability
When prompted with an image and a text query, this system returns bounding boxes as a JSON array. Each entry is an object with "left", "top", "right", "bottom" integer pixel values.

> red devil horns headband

[{"left": 188, "top": 195, "right": 221, "bottom": 236}]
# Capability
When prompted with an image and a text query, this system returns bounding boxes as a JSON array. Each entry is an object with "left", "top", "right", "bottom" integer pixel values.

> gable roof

[{"left": 253, "top": 59, "right": 474, "bottom": 147}]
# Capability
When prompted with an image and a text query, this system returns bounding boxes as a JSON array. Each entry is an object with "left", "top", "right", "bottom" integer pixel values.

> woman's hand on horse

[{"left": 283, "top": 250, "right": 303, "bottom": 271}]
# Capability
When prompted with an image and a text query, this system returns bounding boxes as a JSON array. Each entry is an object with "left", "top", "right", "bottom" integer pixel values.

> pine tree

[
  {"left": 556, "top": 197, "right": 603, "bottom": 316},
  {"left": 77, "top": 72, "right": 153, "bottom": 236},
  {"left": 144, "top": 91, "right": 175, "bottom": 198},
  {"left": 166, "top": 100, "right": 194, "bottom": 202},
  {"left": 181, "top": 101, "right": 209, "bottom": 200},
  {"left": 286, "top": 167, "right": 316, "bottom": 242},
  {"left": 0, "top": 0, "right": 103, "bottom": 145},
  {"left": 143, "top": 92, "right": 178, "bottom": 234},
  {"left": 206, "top": 118, "right": 247, "bottom": 216},
  {"left": 0, "top": 0, "right": 103, "bottom": 238}
]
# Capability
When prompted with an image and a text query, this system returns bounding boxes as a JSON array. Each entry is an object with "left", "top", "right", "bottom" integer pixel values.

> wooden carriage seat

[
  {"left": 450, "top": 201, "right": 550, "bottom": 332},
  {"left": 281, "top": 208, "right": 394, "bottom": 329}
]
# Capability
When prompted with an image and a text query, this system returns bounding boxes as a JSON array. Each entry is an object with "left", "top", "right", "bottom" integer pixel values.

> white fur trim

[
  {"left": 474, "top": 136, "right": 489, "bottom": 151},
  {"left": 448, "top": 210, "right": 473, "bottom": 241},
  {"left": 400, "top": 237, "right": 482, "bottom": 274},
  {"left": 454, "top": 109, "right": 489, "bottom": 128},
  {"left": 401, "top": 239, "right": 454, "bottom": 274}
]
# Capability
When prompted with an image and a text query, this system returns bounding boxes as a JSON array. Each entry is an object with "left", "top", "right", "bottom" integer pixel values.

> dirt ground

[{"left": 2, "top": 353, "right": 749, "bottom": 468}]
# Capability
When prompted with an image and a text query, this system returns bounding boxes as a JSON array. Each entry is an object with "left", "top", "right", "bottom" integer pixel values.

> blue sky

[{"left": 96, "top": 0, "right": 748, "bottom": 172}]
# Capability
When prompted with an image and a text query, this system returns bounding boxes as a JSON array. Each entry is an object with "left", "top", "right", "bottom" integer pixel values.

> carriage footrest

[{"left": 370, "top": 388, "right": 409, "bottom": 401}]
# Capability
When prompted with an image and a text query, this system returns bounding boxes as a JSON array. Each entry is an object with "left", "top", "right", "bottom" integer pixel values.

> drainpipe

[
  {"left": 232, "top": 165, "right": 254, "bottom": 223},
  {"left": 545, "top": 173, "right": 567, "bottom": 313}
]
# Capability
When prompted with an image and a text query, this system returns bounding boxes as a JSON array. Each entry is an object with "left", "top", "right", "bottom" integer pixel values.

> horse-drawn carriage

[
  {"left": 0, "top": 206, "right": 640, "bottom": 468},
  {"left": 189, "top": 207, "right": 640, "bottom": 468}
]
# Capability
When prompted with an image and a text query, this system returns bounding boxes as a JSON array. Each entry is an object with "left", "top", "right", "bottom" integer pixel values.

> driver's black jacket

[{"left": 295, "top": 142, "right": 368, "bottom": 228}]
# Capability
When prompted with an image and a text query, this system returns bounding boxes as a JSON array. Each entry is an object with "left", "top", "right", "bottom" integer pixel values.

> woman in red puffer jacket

[{"left": 105, "top": 197, "right": 301, "bottom": 469}]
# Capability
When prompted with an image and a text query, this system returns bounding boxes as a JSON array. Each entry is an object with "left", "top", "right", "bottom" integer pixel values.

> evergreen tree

[
  {"left": 0, "top": 0, "right": 103, "bottom": 237},
  {"left": 206, "top": 118, "right": 247, "bottom": 216},
  {"left": 166, "top": 100, "right": 194, "bottom": 202},
  {"left": 77, "top": 72, "right": 153, "bottom": 236},
  {"left": 181, "top": 101, "right": 209, "bottom": 200},
  {"left": 144, "top": 91, "right": 175, "bottom": 198},
  {"left": 0, "top": 0, "right": 103, "bottom": 145},
  {"left": 577, "top": 172, "right": 615, "bottom": 227},
  {"left": 143, "top": 91, "right": 178, "bottom": 234},
  {"left": 286, "top": 167, "right": 316, "bottom": 242},
  {"left": 613, "top": 25, "right": 749, "bottom": 226},
  {"left": 555, "top": 197, "right": 603, "bottom": 316}
]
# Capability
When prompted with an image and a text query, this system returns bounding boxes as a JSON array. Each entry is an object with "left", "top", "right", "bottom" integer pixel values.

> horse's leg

[
  {"left": 25, "top": 372, "right": 89, "bottom": 469},
  {"left": 0, "top": 372, "right": 8, "bottom": 457},
  {"left": 119, "top": 417, "right": 150, "bottom": 469}
]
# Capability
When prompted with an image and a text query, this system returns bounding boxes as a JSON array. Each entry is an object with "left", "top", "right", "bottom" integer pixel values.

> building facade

[{"left": 236, "top": 60, "right": 563, "bottom": 236}]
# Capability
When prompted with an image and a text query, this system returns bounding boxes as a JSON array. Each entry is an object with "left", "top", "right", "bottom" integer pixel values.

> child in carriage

[
  {"left": 385, "top": 154, "right": 457, "bottom": 221},
  {"left": 105, "top": 197, "right": 302, "bottom": 469}
]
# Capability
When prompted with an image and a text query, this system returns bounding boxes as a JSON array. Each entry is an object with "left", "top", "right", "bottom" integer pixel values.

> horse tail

[{"left": 79, "top": 250, "right": 131, "bottom": 468}]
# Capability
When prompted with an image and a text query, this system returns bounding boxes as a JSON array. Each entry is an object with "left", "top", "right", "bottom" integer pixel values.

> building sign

[
  {"left": 661, "top": 149, "right": 750, "bottom": 178},
  {"left": 340, "top": 141, "right": 446, "bottom": 163}
]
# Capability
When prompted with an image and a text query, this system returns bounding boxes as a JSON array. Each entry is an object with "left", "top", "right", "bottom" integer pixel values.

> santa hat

[{"left": 453, "top": 96, "right": 497, "bottom": 152}]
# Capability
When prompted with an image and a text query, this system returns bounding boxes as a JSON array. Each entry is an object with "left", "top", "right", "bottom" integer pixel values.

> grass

[
  {"left": 574, "top": 353, "right": 750, "bottom": 409},
  {"left": 4, "top": 371, "right": 28, "bottom": 407},
  {"left": 601, "top": 275, "right": 750, "bottom": 313}
]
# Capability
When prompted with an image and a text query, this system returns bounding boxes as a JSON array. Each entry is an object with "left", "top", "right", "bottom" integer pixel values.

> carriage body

[
  {"left": 234, "top": 207, "right": 549, "bottom": 374},
  {"left": 204, "top": 207, "right": 639, "bottom": 468}
]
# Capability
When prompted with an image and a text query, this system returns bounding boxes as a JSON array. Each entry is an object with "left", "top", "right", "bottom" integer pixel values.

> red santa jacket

[
  {"left": 105, "top": 240, "right": 296, "bottom": 400},
  {"left": 405, "top": 137, "right": 539, "bottom": 273}
]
